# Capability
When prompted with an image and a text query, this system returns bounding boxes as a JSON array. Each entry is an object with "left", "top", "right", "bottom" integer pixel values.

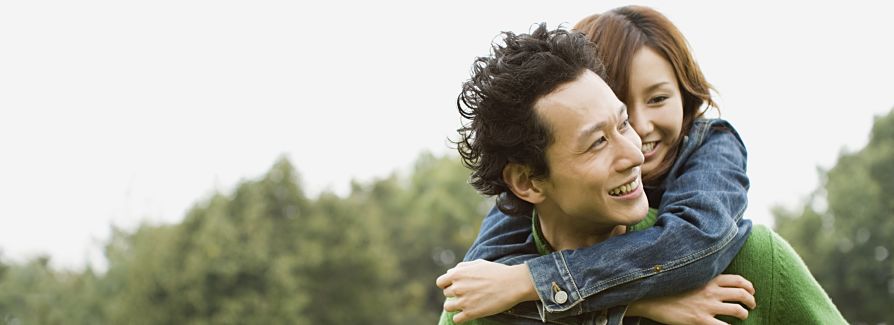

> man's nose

[{"left": 614, "top": 131, "right": 644, "bottom": 172}]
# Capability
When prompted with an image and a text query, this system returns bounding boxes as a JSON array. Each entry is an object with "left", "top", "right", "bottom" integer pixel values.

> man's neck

[{"left": 536, "top": 208, "right": 626, "bottom": 251}]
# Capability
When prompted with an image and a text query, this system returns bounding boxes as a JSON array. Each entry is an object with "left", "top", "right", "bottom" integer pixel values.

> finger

[
  {"left": 436, "top": 272, "right": 453, "bottom": 289},
  {"left": 715, "top": 274, "right": 755, "bottom": 295},
  {"left": 699, "top": 317, "right": 728, "bottom": 325},
  {"left": 443, "top": 285, "right": 462, "bottom": 298},
  {"left": 443, "top": 298, "right": 462, "bottom": 312},
  {"left": 454, "top": 261, "right": 471, "bottom": 268},
  {"left": 693, "top": 316, "right": 728, "bottom": 325},
  {"left": 717, "top": 274, "right": 754, "bottom": 295},
  {"left": 455, "top": 259, "right": 483, "bottom": 268},
  {"left": 715, "top": 302, "right": 749, "bottom": 321},
  {"left": 719, "top": 287, "right": 757, "bottom": 309},
  {"left": 453, "top": 311, "right": 470, "bottom": 324}
]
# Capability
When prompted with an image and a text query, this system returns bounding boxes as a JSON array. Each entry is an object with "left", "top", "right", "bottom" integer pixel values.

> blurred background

[{"left": 1, "top": 0, "right": 892, "bottom": 324}]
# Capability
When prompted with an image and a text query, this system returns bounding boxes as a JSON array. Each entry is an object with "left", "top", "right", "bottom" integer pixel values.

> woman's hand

[
  {"left": 628, "top": 274, "right": 756, "bottom": 325},
  {"left": 435, "top": 259, "right": 538, "bottom": 323}
]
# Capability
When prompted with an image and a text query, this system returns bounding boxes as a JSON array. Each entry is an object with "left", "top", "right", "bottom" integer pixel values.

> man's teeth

[
  {"left": 642, "top": 142, "right": 656, "bottom": 153},
  {"left": 609, "top": 178, "right": 639, "bottom": 196}
]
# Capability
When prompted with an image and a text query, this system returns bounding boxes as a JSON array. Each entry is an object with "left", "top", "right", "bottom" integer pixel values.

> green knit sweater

[
  {"left": 635, "top": 209, "right": 847, "bottom": 324},
  {"left": 439, "top": 209, "right": 847, "bottom": 324}
]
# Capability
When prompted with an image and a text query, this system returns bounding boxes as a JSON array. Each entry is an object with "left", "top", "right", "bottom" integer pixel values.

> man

[{"left": 441, "top": 23, "right": 694, "bottom": 324}]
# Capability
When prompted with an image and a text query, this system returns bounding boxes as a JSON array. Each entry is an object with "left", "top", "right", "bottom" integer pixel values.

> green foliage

[
  {"left": 774, "top": 108, "right": 894, "bottom": 324},
  {"left": 5, "top": 107, "right": 891, "bottom": 324},
  {"left": 0, "top": 256, "right": 105, "bottom": 325},
  {"left": 0, "top": 152, "right": 488, "bottom": 324}
]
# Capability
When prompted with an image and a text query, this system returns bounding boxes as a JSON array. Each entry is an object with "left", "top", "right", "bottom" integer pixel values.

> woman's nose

[{"left": 629, "top": 106, "right": 652, "bottom": 137}]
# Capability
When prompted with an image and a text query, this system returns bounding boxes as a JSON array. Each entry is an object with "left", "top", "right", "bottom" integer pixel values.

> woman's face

[{"left": 625, "top": 46, "right": 684, "bottom": 176}]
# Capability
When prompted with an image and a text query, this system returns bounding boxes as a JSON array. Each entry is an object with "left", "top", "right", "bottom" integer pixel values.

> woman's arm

[
  {"left": 438, "top": 260, "right": 757, "bottom": 325},
  {"left": 449, "top": 120, "right": 752, "bottom": 319},
  {"left": 437, "top": 261, "right": 537, "bottom": 323},
  {"left": 461, "top": 205, "right": 540, "bottom": 265},
  {"left": 628, "top": 274, "right": 755, "bottom": 325}
]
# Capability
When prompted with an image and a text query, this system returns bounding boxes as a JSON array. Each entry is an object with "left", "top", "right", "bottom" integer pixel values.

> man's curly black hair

[{"left": 455, "top": 23, "right": 606, "bottom": 217}]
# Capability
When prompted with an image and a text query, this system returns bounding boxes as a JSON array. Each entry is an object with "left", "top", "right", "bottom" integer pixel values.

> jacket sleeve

[
  {"left": 465, "top": 123, "right": 754, "bottom": 316},
  {"left": 462, "top": 205, "right": 539, "bottom": 263}
]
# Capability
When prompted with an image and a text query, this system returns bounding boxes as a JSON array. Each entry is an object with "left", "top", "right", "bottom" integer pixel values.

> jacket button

[{"left": 553, "top": 290, "right": 568, "bottom": 304}]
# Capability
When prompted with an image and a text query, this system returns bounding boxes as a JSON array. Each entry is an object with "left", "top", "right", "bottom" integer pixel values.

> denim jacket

[{"left": 464, "top": 118, "right": 753, "bottom": 324}]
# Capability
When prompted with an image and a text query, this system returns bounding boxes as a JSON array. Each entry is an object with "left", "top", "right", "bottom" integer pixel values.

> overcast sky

[{"left": 2, "top": 0, "right": 893, "bottom": 270}]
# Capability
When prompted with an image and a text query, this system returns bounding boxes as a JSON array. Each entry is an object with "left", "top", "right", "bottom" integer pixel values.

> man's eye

[
  {"left": 619, "top": 118, "right": 630, "bottom": 130},
  {"left": 591, "top": 136, "right": 607, "bottom": 150},
  {"left": 648, "top": 95, "right": 668, "bottom": 104}
]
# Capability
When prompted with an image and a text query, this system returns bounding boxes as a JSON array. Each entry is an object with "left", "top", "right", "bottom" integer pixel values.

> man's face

[{"left": 533, "top": 70, "right": 649, "bottom": 227}]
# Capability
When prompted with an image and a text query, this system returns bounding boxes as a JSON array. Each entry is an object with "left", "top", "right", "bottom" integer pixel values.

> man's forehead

[
  {"left": 534, "top": 76, "right": 624, "bottom": 132},
  {"left": 577, "top": 105, "right": 627, "bottom": 138}
]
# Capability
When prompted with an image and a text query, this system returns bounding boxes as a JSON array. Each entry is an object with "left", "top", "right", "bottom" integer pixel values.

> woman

[{"left": 438, "top": 6, "right": 844, "bottom": 324}]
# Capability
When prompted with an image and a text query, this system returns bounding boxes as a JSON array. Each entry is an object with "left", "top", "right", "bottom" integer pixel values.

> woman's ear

[{"left": 503, "top": 163, "right": 546, "bottom": 204}]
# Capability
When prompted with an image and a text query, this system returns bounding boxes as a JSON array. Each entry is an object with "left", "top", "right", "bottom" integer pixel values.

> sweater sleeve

[
  {"left": 766, "top": 227, "right": 847, "bottom": 324},
  {"left": 717, "top": 225, "right": 847, "bottom": 324}
]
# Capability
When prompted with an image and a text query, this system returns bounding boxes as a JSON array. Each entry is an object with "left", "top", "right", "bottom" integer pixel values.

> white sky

[{"left": 1, "top": 1, "right": 893, "bottom": 271}]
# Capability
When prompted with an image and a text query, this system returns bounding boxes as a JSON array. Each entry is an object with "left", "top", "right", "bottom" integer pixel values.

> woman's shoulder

[
  {"left": 669, "top": 118, "right": 747, "bottom": 178},
  {"left": 688, "top": 118, "right": 744, "bottom": 146}
]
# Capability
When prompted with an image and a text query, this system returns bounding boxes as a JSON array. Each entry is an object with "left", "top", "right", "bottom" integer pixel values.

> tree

[
  {"left": 775, "top": 108, "right": 894, "bottom": 324},
  {"left": 0, "top": 255, "right": 105, "bottom": 325},
  {"left": 0, "top": 152, "right": 489, "bottom": 323},
  {"left": 364, "top": 152, "right": 490, "bottom": 324}
]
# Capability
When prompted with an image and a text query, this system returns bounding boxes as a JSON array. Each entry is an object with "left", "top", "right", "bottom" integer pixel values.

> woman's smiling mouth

[{"left": 642, "top": 141, "right": 660, "bottom": 159}]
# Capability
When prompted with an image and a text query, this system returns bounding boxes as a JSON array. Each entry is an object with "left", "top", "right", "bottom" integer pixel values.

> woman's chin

[{"left": 642, "top": 151, "right": 664, "bottom": 176}]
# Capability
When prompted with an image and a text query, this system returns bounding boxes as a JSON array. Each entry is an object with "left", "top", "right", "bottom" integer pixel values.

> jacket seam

[
  {"left": 542, "top": 213, "right": 741, "bottom": 312},
  {"left": 581, "top": 218, "right": 739, "bottom": 294}
]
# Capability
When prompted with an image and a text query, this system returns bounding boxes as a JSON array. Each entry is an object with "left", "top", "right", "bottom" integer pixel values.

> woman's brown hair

[{"left": 574, "top": 5, "right": 716, "bottom": 186}]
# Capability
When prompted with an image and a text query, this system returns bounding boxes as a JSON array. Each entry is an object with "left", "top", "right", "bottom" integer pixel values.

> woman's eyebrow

[{"left": 646, "top": 81, "right": 672, "bottom": 93}]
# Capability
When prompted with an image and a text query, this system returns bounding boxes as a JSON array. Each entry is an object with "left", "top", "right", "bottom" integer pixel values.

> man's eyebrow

[
  {"left": 579, "top": 104, "right": 628, "bottom": 139},
  {"left": 580, "top": 121, "right": 607, "bottom": 140}
]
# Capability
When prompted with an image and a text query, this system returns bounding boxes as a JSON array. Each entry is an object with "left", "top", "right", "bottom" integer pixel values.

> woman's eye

[{"left": 648, "top": 95, "right": 668, "bottom": 104}]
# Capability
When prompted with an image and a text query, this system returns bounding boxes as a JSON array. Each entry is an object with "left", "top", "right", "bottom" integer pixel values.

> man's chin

[{"left": 613, "top": 205, "right": 649, "bottom": 226}]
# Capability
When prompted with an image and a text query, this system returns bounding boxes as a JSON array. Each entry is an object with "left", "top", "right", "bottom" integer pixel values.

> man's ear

[{"left": 502, "top": 163, "right": 546, "bottom": 204}]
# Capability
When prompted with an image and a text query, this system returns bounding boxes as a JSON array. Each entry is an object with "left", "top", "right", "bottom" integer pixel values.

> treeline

[
  {"left": 774, "top": 108, "right": 894, "bottom": 324},
  {"left": 0, "top": 153, "right": 489, "bottom": 324},
  {"left": 1, "top": 109, "right": 893, "bottom": 324}
]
